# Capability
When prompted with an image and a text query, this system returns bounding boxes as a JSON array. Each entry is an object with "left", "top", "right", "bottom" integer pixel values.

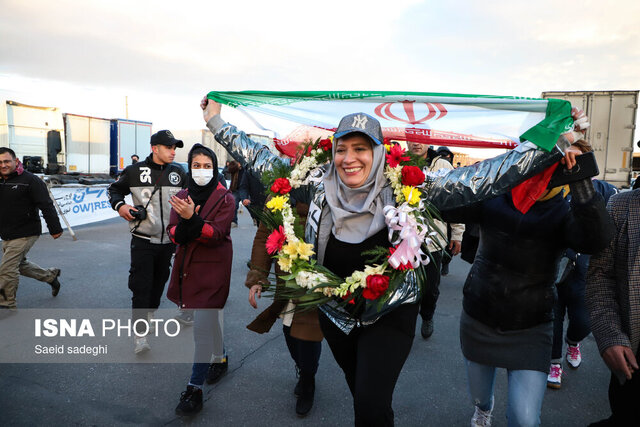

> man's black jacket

[{"left": 0, "top": 169, "right": 62, "bottom": 240}]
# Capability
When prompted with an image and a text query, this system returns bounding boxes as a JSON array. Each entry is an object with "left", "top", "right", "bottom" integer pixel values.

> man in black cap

[{"left": 108, "top": 130, "right": 187, "bottom": 354}]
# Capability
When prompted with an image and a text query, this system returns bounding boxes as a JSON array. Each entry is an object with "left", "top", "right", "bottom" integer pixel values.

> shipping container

[
  {"left": 1, "top": 100, "right": 66, "bottom": 173},
  {"left": 541, "top": 91, "right": 638, "bottom": 187},
  {"left": 64, "top": 113, "right": 111, "bottom": 174},
  {"left": 109, "top": 119, "right": 152, "bottom": 175}
]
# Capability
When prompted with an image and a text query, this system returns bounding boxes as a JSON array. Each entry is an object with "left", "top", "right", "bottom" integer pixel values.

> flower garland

[{"left": 259, "top": 137, "right": 443, "bottom": 310}]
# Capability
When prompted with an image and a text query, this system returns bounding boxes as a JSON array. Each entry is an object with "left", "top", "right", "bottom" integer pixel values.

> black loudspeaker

[
  {"left": 46, "top": 130, "right": 62, "bottom": 174},
  {"left": 23, "top": 156, "right": 45, "bottom": 174}
]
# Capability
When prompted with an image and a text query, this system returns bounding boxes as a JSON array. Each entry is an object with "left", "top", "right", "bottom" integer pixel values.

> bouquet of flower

[{"left": 255, "top": 137, "right": 444, "bottom": 311}]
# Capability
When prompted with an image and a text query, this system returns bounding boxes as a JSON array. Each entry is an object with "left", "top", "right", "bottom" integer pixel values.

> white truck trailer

[
  {"left": 541, "top": 90, "right": 638, "bottom": 187},
  {"left": 0, "top": 100, "right": 66, "bottom": 173},
  {"left": 64, "top": 113, "right": 111, "bottom": 175}
]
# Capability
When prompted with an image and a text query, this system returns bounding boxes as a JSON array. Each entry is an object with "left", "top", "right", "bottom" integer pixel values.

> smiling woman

[{"left": 334, "top": 135, "right": 374, "bottom": 188}]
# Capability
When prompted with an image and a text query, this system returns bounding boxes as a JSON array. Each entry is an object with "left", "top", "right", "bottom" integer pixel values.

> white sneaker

[
  {"left": 134, "top": 336, "right": 151, "bottom": 354},
  {"left": 471, "top": 405, "right": 492, "bottom": 427},
  {"left": 566, "top": 343, "right": 582, "bottom": 368},
  {"left": 547, "top": 363, "right": 562, "bottom": 389},
  {"left": 147, "top": 312, "right": 156, "bottom": 335}
]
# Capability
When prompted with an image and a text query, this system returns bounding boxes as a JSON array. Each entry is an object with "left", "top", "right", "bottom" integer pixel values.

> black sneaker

[
  {"left": 175, "top": 385, "right": 203, "bottom": 416},
  {"left": 295, "top": 373, "right": 315, "bottom": 417},
  {"left": 50, "top": 269, "right": 61, "bottom": 297},
  {"left": 206, "top": 357, "right": 228, "bottom": 384},
  {"left": 421, "top": 319, "right": 434, "bottom": 339},
  {"left": 441, "top": 263, "right": 449, "bottom": 276},
  {"left": 294, "top": 365, "right": 301, "bottom": 396}
]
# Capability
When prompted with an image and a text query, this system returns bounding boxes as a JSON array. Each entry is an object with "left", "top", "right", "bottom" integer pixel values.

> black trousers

[
  {"left": 283, "top": 325, "right": 322, "bottom": 375},
  {"left": 319, "top": 303, "right": 419, "bottom": 427},
  {"left": 608, "top": 365, "right": 640, "bottom": 425},
  {"left": 419, "top": 251, "right": 442, "bottom": 322},
  {"left": 128, "top": 236, "right": 174, "bottom": 322}
]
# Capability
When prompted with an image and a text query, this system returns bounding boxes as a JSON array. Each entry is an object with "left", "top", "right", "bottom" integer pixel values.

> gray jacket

[{"left": 108, "top": 154, "right": 187, "bottom": 244}]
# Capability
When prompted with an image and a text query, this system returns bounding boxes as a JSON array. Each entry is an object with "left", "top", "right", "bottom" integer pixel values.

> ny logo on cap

[
  {"left": 351, "top": 115, "right": 368, "bottom": 130},
  {"left": 165, "top": 130, "right": 175, "bottom": 138}
]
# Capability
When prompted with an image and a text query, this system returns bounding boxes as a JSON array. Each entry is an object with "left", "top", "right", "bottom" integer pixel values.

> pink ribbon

[{"left": 384, "top": 204, "right": 433, "bottom": 269}]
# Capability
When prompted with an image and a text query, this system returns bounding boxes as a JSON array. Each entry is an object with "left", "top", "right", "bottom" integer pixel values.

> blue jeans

[
  {"left": 189, "top": 309, "right": 225, "bottom": 386},
  {"left": 465, "top": 358, "right": 547, "bottom": 427},
  {"left": 551, "top": 254, "right": 590, "bottom": 361}
]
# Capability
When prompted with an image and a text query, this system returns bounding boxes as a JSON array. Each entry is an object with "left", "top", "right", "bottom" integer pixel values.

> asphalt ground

[{"left": 0, "top": 208, "right": 613, "bottom": 426}]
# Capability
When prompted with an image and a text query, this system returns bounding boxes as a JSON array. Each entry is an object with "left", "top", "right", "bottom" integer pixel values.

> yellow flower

[
  {"left": 402, "top": 186, "right": 421, "bottom": 205},
  {"left": 384, "top": 142, "right": 392, "bottom": 153},
  {"left": 266, "top": 195, "right": 288, "bottom": 212},
  {"left": 281, "top": 242, "right": 299, "bottom": 259},
  {"left": 278, "top": 256, "right": 293, "bottom": 273},
  {"left": 296, "top": 241, "right": 315, "bottom": 260}
]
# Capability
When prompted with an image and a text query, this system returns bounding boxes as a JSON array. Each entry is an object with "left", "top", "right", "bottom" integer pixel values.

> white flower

[
  {"left": 295, "top": 270, "right": 328, "bottom": 290},
  {"left": 281, "top": 205, "right": 298, "bottom": 241}
]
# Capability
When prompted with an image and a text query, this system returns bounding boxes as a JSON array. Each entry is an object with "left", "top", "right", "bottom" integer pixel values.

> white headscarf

[{"left": 323, "top": 135, "right": 393, "bottom": 244}]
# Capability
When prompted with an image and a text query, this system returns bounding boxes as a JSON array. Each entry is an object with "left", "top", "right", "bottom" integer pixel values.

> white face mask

[{"left": 191, "top": 168, "right": 214, "bottom": 186}]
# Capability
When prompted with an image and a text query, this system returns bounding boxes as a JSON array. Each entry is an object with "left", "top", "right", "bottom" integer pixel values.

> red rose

[
  {"left": 319, "top": 138, "right": 332, "bottom": 152},
  {"left": 401, "top": 165, "right": 425, "bottom": 187},
  {"left": 271, "top": 177, "right": 292, "bottom": 195},
  {"left": 388, "top": 246, "right": 412, "bottom": 271},
  {"left": 362, "top": 274, "right": 390, "bottom": 300}
]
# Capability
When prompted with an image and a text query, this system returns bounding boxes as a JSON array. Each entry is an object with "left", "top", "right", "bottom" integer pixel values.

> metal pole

[{"left": 45, "top": 180, "right": 78, "bottom": 241}]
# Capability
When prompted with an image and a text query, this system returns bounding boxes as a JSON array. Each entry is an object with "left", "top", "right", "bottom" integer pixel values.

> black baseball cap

[
  {"left": 150, "top": 130, "right": 184, "bottom": 148},
  {"left": 436, "top": 146, "right": 453, "bottom": 157}
]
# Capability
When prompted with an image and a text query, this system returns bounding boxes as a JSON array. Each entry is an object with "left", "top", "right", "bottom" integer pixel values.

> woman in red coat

[{"left": 166, "top": 144, "right": 235, "bottom": 416}]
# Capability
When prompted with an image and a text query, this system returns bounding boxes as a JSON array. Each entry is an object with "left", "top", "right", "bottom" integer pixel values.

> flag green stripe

[{"left": 520, "top": 98, "right": 574, "bottom": 152}]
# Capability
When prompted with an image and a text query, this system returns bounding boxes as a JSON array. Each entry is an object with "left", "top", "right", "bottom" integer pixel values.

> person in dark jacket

[
  {"left": 245, "top": 197, "right": 323, "bottom": 417},
  {"left": 166, "top": 144, "right": 235, "bottom": 416},
  {"left": 237, "top": 170, "right": 267, "bottom": 227},
  {"left": 107, "top": 130, "right": 187, "bottom": 354},
  {"left": 547, "top": 179, "right": 618, "bottom": 389},
  {"left": 227, "top": 160, "right": 243, "bottom": 227},
  {"left": 442, "top": 161, "right": 615, "bottom": 426},
  {"left": 0, "top": 147, "right": 63, "bottom": 309}
]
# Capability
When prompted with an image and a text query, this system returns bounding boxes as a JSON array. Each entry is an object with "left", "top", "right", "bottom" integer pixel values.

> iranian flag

[{"left": 206, "top": 90, "right": 575, "bottom": 156}]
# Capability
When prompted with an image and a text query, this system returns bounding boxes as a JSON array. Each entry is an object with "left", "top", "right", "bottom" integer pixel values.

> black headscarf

[{"left": 187, "top": 143, "right": 219, "bottom": 208}]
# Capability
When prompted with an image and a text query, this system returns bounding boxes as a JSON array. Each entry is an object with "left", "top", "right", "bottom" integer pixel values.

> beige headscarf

[{"left": 323, "top": 136, "right": 393, "bottom": 244}]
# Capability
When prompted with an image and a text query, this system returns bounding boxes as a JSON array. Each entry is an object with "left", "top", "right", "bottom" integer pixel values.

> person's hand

[
  {"left": 449, "top": 240, "right": 462, "bottom": 256},
  {"left": 201, "top": 96, "right": 221, "bottom": 123},
  {"left": 560, "top": 145, "right": 581, "bottom": 170},
  {"left": 118, "top": 204, "right": 136, "bottom": 221},
  {"left": 242, "top": 199, "right": 251, "bottom": 206},
  {"left": 169, "top": 195, "right": 198, "bottom": 220},
  {"left": 561, "top": 107, "right": 590, "bottom": 145},
  {"left": 572, "top": 107, "right": 590, "bottom": 133},
  {"left": 249, "top": 284, "right": 262, "bottom": 309},
  {"left": 51, "top": 232, "right": 62, "bottom": 239},
  {"left": 602, "top": 345, "right": 639, "bottom": 380}
]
